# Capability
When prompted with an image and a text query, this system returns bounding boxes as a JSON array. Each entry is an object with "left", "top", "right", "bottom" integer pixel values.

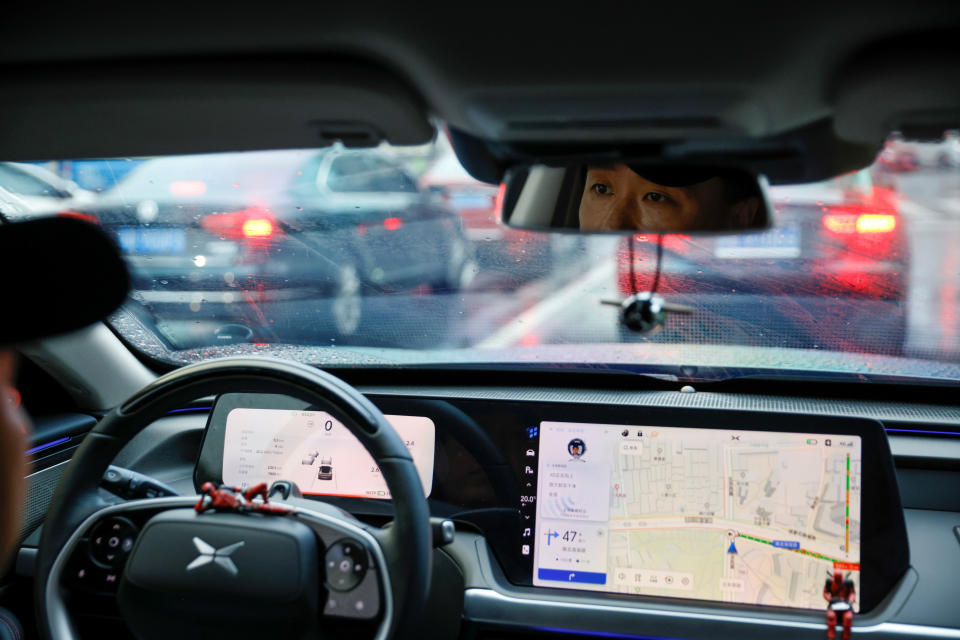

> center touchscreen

[
  {"left": 532, "top": 421, "right": 862, "bottom": 611},
  {"left": 222, "top": 408, "right": 435, "bottom": 499}
]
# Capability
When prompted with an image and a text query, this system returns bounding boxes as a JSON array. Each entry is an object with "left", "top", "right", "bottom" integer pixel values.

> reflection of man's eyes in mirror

[
  {"left": 643, "top": 192, "right": 671, "bottom": 204},
  {"left": 577, "top": 163, "right": 762, "bottom": 232},
  {"left": 588, "top": 180, "right": 671, "bottom": 204},
  {"left": 580, "top": 164, "right": 695, "bottom": 231},
  {"left": 589, "top": 182, "right": 613, "bottom": 196}
]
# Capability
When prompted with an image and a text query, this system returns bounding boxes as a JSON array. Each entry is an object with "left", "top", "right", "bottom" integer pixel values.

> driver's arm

[{"left": 0, "top": 350, "right": 29, "bottom": 565}]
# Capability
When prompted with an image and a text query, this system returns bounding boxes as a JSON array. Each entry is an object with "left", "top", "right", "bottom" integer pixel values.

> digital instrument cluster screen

[
  {"left": 532, "top": 421, "right": 862, "bottom": 611},
  {"left": 222, "top": 408, "right": 436, "bottom": 499}
]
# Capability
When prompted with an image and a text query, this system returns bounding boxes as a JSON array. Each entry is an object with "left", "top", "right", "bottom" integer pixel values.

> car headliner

[{"left": 0, "top": 1, "right": 958, "bottom": 183}]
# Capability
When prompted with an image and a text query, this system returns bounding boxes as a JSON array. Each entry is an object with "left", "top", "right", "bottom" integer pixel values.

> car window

[
  {"left": 326, "top": 154, "right": 417, "bottom": 193},
  {"left": 107, "top": 151, "right": 309, "bottom": 201},
  {"left": 0, "top": 164, "right": 66, "bottom": 198}
]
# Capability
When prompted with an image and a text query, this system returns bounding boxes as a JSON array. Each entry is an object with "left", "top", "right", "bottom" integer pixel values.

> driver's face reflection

[{"left": 579, "top": 164, "right": 730, "bottom": 232}]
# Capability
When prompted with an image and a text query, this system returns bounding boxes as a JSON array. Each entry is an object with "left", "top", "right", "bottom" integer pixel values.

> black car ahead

[{"left": 70, "top": 148, "right": 476, "bottom": 348}]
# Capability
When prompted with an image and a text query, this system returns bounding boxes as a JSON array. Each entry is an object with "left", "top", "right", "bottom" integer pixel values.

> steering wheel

[{"left": 33, "top": 358, "right": 432, "bottom": 640}]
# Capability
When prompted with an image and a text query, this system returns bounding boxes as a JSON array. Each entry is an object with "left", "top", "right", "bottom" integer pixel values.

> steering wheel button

[
  {"left": 324, "top": 539, "right": 367, "bottom": 592},
  {"left": 89, "top": 517, "right": 139, "bottom": 568}
]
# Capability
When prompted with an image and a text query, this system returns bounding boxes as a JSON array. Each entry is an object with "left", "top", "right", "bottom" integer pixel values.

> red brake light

[
  {"left": 58, "top": 211, "right": 99, "bottom": 225},
  {"left": 494, "top": 183, "right": 506, "bottom": 220},
  {"left": 241, "top": 218, "right": 273, "bottom": 238},
  {"left": 822, "top": 213, "right": 858, "bottom": 234},
  {"left": 383, "top": 217, "right": 402, "bottom": 231},
  {"left": 822, "top": 211, "right": 896, "bottom": 234},
  {"left": 201, "top": 207, "right": 278, "bottom": 241},
  {"left": 855, "top": 214, "right": 896, "bottom": 233}
]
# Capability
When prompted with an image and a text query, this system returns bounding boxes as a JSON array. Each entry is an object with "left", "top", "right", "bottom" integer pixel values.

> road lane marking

[{"left": 475, "top": 260, "right": 615, "bottom": 349}]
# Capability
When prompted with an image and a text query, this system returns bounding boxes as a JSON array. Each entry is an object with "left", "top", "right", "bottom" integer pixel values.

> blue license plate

[
  {"left": 450, "top": 193, "right": 493, "bottom": 210},
  {"left": 117, "top": 227, "right": 187, "bottom": 255},
  {"left": 714, "top": 225, "right": 801, "bottom": 258}
]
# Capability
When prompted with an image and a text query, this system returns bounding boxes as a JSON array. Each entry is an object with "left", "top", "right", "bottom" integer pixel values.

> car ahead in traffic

[
  {"left": 66, "top": 148, "right": 476, "bottom": 348},
  {"left": 615, "top": 171, "right": 908, "bottom": 355},
  {"left": 0, "top": 162, "right": 94, "bottom": 213}
]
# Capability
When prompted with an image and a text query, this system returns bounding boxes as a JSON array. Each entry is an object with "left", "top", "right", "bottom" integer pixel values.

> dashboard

[
  {"left": 194, "top": 392, "right": 906, "bottom": 618},
  {"left": 21, "top": 383, "right": 960, "bottom": 640}
]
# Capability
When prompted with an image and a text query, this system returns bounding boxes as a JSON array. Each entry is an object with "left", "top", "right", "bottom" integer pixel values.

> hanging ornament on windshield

[{"left": 601, "top": 235, "right": 694, "bottom": 334}]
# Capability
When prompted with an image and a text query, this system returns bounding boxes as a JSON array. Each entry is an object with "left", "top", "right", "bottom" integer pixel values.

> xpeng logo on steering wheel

[{"left": 186, "top": 537, "right": 245, "bottom": 576}]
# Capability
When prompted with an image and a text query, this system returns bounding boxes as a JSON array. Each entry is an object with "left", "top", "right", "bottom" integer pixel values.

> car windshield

[{"left": 5, "top": 132, "right": 960, "bottom": 383}]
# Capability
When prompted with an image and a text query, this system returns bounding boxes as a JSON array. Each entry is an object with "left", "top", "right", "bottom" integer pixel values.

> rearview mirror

[{"left": 501, "top": 163, "right": 772, "bottom": 234}]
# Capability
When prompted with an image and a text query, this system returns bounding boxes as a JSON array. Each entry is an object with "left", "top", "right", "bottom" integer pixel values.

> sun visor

[
  {"left": 832, "top": 35, "right": 960, "bottom": 142},
  {"left": 0, "top": 217, "right": 130, "bottom": 346},
  {"left": 0, "top": 58, "right": 434, "bottom": 161}
]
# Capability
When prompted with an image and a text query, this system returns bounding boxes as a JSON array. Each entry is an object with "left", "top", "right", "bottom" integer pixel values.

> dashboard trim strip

[
  {"left": 463, "top": 588, "right": 960, "bottom": 639},
  {"left": 360, "top": 386, "right": 960, "bottom": 427}
]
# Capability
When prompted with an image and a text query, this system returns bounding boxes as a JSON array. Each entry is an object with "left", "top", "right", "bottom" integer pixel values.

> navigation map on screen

[
  {"left": 532, "top": 421, "right": 861, "bottom": 611},
  {"left": 222, "top": 408, "right": 435, "bottom": 499}
]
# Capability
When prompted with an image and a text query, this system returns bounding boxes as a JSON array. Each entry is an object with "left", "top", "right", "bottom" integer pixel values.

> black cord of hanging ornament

[{"left": 601, "top": 234, "right": 695, "bottom": 334}]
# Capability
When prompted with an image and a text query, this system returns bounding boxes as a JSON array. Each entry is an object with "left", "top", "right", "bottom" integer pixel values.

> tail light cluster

[
  {"left": 356, "top": 216, "right": 404, "bottom": 236},
  {"left": 820, "top": 206, "right": 900, "bottom": 261},
  {"left": 58, "top": 211, "right": 100, "bottom": 224},
  {"left": 822, "top": 211, "right": 896, "bottom": 235},
  {"left": 494, "top": 183, "right": 506, "bottom": 221},
  {"left": 199, "top": 207, "right": 280, "bottom": 265},
  {"left": 200, "top": 207, "right": 278, "bottom": 242}
]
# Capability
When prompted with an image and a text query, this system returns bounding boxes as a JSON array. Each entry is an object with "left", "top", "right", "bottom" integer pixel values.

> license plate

[
  {"left": 713, "top": 226, "right": 801, "bottom": 259},
  {"left": 117, "top": 227, "right": 187, "bottom": 255},
  {"left": 450, "top": 193, "right": 493, "bottom": 210}
]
